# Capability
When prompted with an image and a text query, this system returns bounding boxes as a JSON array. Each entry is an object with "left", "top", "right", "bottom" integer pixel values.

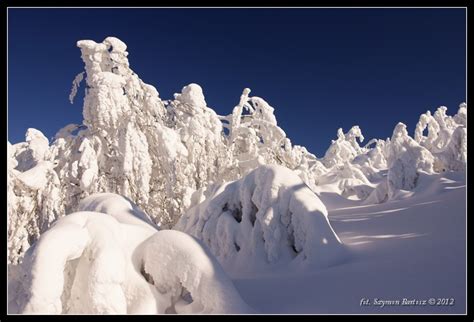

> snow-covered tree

[
  {"left": 414, "top": 103, "right": 467, "bottom": 172},
  {"left": 321, "top": 126, "right": 365, "bottom": 169},
  {"left": 175, "top": 165, "right": 347, "bottom": 271},
  {"left": 385, "top": 122, "right": 435, "bottom": 196},
  {"left": 7, "top": 36, "right": 467, "bottom": 265},
  {"left": 8, "top": 130, "right": 64, "bottom": 264}
]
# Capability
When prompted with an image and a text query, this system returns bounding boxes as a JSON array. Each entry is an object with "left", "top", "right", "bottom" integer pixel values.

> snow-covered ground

[
  {"left": 233, "top": 172, "right": 466, "bottom": 314},
  {"left": 11, "top": 172, "right": 466, "bottom": 314}
]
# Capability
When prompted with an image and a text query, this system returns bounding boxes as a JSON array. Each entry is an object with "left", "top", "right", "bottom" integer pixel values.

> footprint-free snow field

[{"left": 233, "top": 172, "right": 466, "bottom": 314}]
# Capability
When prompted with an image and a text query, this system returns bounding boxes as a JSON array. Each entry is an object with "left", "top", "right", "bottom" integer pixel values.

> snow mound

[
  {"left": 77, "top": 193, "right": 158, "bottom": 230},
  {"left": 12, "top": 200, "right": 250, "bottom": 314},
  {"left": 175, "top": 165, "right": 347, "bottom": 272},
  {"left": 142, "top": 230, "right": 254, "bottom": 314},
  {"left": 174, "top": 83, "right": 207, "bottom": 109}
]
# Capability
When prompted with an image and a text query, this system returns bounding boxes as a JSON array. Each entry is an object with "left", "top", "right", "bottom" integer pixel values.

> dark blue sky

[{"left": 8, "top": 8, "right": 466, "bottom": 156}]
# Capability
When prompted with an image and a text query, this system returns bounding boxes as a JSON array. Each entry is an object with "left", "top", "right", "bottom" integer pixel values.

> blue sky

[{"left": 8, "top": 8, "right": 466, "bottom": 156}]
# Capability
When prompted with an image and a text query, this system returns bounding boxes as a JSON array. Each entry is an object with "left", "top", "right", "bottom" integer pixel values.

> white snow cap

[
  {"left": 174, "top": 83, "right": 207, "bottom": 108},
  {"left": 16, "top": 161, "right": 57, "bottom": 190},
  {"left": 77, "top": 193, "right": 158, "bottom": 230},
  {"left": 26, "top": 128, "right": 49, "bottom": 144},
  {"left": 25, "top": 128, "right": 50, "bottom": 161},
  {"left": 392, "top": 122, "right": 409, "bottom": 138},
  {"left": 103, "top": 37, "right": 127, "bottom": 53}
]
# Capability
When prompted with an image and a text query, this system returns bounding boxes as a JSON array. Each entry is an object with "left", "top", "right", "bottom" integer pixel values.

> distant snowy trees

[
  {"left": 414, "top": 104, "right": 467, "bottom": 172},
  {"left": 7, "top": 36, "right": 467, "bottom": 266}
]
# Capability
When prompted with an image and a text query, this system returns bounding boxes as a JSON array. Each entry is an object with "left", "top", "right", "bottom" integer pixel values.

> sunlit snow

[{"left": 7, "top": 37, "right": 466, "bottom": 314}]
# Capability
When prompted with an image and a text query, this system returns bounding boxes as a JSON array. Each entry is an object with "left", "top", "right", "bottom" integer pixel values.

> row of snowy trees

[
  {"left": 7, "top": 37, "right": 467, "bottom": 265},
  {"left": 311, "top": 103, "right": 467, "bottom": 203}
]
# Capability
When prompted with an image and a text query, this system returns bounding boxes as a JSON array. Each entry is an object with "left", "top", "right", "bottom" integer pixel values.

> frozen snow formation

[
  {"left": 8, "top": 130, "right": 63, "bottom": 265},
  {"left": 321, "top": 126, "right": 365, "bottom": 169},
  {"left": 175, "top": 165, "right": 347, "bottom": 272},
  {"left": 386, "top": 123, "right": 434, "bottom": 190},
  {"left": 363, "top": 103, "right": 467, "bottom": 203},
  {"left": 7, "top": 36, "right": 467, "bottom": 268},
  {"left": 142, "top": 230, "right": 253, "bottom": 314},
  {"left": 9, "top": 194, "right": 252, "bottom": 314},
  {"left": 76, "top": 193, "right": 158, "bottom": 229},
  {"left": 414, "top": 104, "right": 467, "bottom": 172},
  {"left": 7, "top": 37, "right": 322, "bottom": 263},
  {"left": 313, "top": 102, "right": 467, "bottom": 204}
]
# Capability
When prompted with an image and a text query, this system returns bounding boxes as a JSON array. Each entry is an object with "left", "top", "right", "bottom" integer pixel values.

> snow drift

[
  {"left": 175, "top": 165, "right": 347, "bottom": 272},
  {"left": 10, "top": 194, "right": 252, "bottom": 314}
]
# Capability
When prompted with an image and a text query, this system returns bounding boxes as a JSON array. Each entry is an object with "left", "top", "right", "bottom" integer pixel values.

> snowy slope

[{"left": 233, "top": 171, "right": 466, "bottom": 313}]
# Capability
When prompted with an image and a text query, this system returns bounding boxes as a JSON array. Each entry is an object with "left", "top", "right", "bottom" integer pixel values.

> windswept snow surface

[{"left": 232, "top": 171, "right": 466, "bottom": 313}]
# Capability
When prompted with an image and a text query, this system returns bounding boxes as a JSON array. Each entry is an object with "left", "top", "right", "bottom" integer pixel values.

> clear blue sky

[{"left": 8, "top": 8, "right": 466, "bottom": 157}]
